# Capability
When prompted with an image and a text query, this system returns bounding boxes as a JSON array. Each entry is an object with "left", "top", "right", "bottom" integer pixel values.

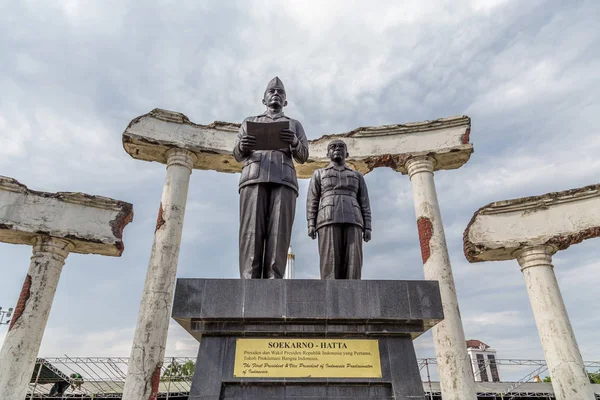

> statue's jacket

[
  {"left": 233, "top": 111, "right": 309, "bottom": 195},
  {"left": 307, "top": 164, "right": 372, "bottom": 230}
]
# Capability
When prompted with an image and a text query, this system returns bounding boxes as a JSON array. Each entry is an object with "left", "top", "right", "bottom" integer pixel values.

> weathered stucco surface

[
  {"left": 0, "top": 237, "right": 72, "bottom": 400},
  {"left": 0, "top": 176, "right": 133, "bottom": 256},
  {"left": 406, "top": 157, "right": 478, "bottom": 400},
  {"left": 123, "top": 149, "right": 195, "bottom": 400},
  {"left": 464, "top": 184, "right": 600, "bottom": 262},
  {"left": 123, "top": 108, "right": 473, "bottom": 178},
  {"left": 515, "top": 247, "right": 595, "bottom": 400}
]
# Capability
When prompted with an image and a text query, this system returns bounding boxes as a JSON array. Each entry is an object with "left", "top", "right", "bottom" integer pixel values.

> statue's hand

[
  {"left": 280, "top": 129, "right": 299, "bottom": 146},
  {"left": 240, "top": 135, "right": 257, "bottom": 152},
  {"left": 308, "top": 226, "right": 317, "bottom": 240},
  {"left": 363, "top": 229, "right": 371, "bottom": 242}
]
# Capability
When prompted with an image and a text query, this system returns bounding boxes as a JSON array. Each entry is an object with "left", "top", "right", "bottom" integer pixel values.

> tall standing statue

[
  {"left": 307, "top": 140, "right": 372, "bottom": 279},
  {"left": 234, "top": 77, "right": 309, "bottom": 278}
]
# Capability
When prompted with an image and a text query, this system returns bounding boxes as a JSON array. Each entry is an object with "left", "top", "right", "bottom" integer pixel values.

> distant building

[
  {"left": 466, "top": 339, "right": 500, "bottom": 382},
  {"left": 284, "top": 246, "right": 295, "bottom": 279}
]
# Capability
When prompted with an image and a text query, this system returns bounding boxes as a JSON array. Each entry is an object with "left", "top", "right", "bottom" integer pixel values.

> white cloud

[
  {"left": 470, "top": 0, "right": 513, "bottom": 13},
  {"left": 34, "top": 323, "right": 199, "bottom": 358},
  {"left": 0, "top": 0, "right": 599, "bottom": 373},
  {"left": 464, "top": 310, "right": 528, "bottom": 328},
  {"left": 39, "top": 327, "right": 135, "bottom": 357}
]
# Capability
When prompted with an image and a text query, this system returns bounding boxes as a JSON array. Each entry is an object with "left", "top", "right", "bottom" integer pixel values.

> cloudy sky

[{"left": 1, "top": 0, "right": 599, "bottom": 382}]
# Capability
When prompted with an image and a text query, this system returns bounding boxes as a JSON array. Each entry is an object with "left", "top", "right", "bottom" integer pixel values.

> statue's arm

[
  {"left": 291, "top": 121, "right": 309, "bottom": 164},
  {"left": 306, "top": 170, "right": 321, "bottom": 229},
  {"left": 233, "top": 118, "right": 251, "bottom": 162},
  {"left": 358, "top": 174, "right": 372, "bottom": 231}
]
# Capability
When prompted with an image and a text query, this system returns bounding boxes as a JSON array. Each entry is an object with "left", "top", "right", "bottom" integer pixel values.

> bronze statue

[
  {"left": 234, "top": 77, "right": 309, "bottom": 278},
  {"left": 306, "top": 140, "right": 371, "bottom": 279}
]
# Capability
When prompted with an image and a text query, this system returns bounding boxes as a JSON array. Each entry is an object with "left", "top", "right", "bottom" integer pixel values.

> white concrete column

[
  {"left": 0, "top": 236, "right": 72, "bottom": 400},
  {"left": 405, "top": 156, "right": 477, "bottom": 400},
  {"left": 284, "top": 246, "right": 295, "bottom": 279},
  {"left": 515, "top": 246, "right": 594, "bottom": 400},
  {"left": 123, "top": 148, "right": 197, "bottom": 400}
]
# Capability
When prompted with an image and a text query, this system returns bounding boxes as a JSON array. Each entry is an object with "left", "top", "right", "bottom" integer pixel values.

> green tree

[
  {"left": 161, "top": 360, "right": 196, "bottom": 381},
  {"left": 541, "top": 372, "right": 600, "bottom": 384}
]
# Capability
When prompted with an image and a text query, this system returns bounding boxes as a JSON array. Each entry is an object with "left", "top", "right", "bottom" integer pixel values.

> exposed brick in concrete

[
  {"left": 461, "top": 126, "right": 471, "bottom": 144},
  {"left": 155, "top": 202, "right": 165, "bottom": 233},
  {"left": 546, "top": 225, "right": 600, "bottom": 251},
  {"left": 364, "top": 153, "right": 411, "bottom": 172},
  {"left": 8, "top": 274, "right": 31, "bottom": 331},
  {"left": 109, "top": 203, "right": 134, "bottom": 239},
  {"left": 417, "top": 217, "right": 433, "bottom": 263},
  {"left": 147, "top": 363, "right": 161, "bottom": 400}
]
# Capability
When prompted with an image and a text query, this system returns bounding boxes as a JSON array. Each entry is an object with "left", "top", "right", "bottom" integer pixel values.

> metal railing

[{"left": 26, "top": 356, "right": 600, "bottom": 399}]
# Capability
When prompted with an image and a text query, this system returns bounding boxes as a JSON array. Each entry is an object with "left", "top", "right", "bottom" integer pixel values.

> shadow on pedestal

[{"left": 172, "top": 279, "right": 443, "bottom": 400}]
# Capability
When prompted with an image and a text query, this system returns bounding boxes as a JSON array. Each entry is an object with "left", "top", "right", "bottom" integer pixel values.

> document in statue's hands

[{"left": 246, "top": 121, "right": 290, "bottom": 150}]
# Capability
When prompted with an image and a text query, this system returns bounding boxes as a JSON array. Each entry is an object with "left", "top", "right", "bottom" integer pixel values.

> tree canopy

[
  {"left": 542, "top": 372, "right": 600, "bottom": 384},
  {"left": 161, "top": 360, "right": 196, "bottom": 381}
]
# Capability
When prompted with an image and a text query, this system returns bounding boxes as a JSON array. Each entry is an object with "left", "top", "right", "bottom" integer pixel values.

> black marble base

[{"left": 172, "top": 279, "right": 443, "bottom": 400}]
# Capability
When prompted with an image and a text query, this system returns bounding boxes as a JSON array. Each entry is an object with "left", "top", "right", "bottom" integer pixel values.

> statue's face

[
  {"left": 263, "top": 86, "right": 287, "bottom": 108},
  {"left": 328, "top": 141, "right": 348, "bottom": 162}
]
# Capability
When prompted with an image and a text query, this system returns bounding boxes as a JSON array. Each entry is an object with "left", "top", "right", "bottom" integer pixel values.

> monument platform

[{"left": 172, "top": 279, "right": 443, "bottom": 400}]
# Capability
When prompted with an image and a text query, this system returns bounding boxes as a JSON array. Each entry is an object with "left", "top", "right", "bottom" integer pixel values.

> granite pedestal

[{"left": 172, "top": 279, "right": 443, "bottom": 400}]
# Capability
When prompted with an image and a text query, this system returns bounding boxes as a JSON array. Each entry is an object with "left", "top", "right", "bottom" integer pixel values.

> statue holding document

[{"left": 233, "top": 77, "right": 309, "bottom": 279}]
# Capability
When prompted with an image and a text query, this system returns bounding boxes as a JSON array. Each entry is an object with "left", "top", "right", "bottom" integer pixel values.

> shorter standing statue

[{"left": 307, "top": 140, "right": 372, "bottom": 279}]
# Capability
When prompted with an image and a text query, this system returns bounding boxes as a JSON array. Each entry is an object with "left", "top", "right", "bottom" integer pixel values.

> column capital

[
  {"left": 32, "top": 236, "right": 74, "bottom": 260},
  {"left": 405, "top": 156, "right": 436, "bottom": 179},
  {"left": 514, "top": 245, "right": 557, "bottom": 272},
  {"left": 166, "top": 148, "right": 197, "bottom": 172}
]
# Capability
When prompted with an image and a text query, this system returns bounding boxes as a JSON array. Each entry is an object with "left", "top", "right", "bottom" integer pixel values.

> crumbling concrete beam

[
  {"left": 0, "top": 176, "right": 133, "bottom": 256},
  {"left": 122, "top": 108, "right": 472, "bottom": 178},
  {"left": 464, "top": 184, "right": 600, "bottom": 262}
]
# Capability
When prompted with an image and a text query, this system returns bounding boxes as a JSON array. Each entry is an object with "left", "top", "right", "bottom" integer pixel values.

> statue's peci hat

[{"left": 265, "top": 76, "right": 285, "bottom": 94}]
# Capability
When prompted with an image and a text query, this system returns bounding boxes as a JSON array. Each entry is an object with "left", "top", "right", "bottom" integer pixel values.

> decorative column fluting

[
  {"left": 123, "top": 148, "right": 197, "bottom": 400},
  {"left": 406, "top": 156, "right": 477, "bottom": 400}
]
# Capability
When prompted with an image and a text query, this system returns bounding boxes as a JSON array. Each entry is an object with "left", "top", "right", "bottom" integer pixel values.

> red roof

[{"left": 466, "top": 339, "right": 490, "bottom": 349}]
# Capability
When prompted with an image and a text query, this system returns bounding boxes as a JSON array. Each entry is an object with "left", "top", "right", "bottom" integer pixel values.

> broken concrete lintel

[
  {"left": 123, "top": 108, "right": 473, "bottom": 178},
  {"left": 463, "top": 184, "right": 600, "bottom": 262},
  {"left": 0, "top": 176, "right": 134, "bottom": 256}
]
